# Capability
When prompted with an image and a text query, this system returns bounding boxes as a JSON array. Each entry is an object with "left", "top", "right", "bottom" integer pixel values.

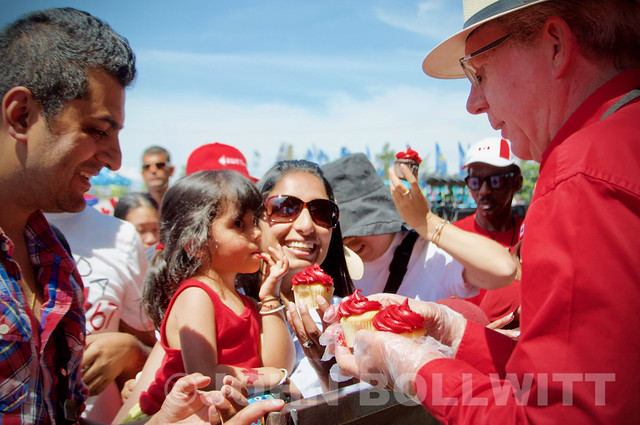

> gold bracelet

[
  {"left": 257, "top": 297, "right": 281, "bottom": 311},
  {"left": 259, "top": 304, "right": 286, "bottom": 315},
  {"left": 431, "top": 219, "right": 449, "bottom": 246}
]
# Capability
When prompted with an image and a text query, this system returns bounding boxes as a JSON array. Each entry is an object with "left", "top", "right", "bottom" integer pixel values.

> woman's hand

[
  {"left": 286, "top": 296, "right": 331, "bottom": 361},
  {"left": 388, "top": 165, "right": 432, "bottom": 235}
]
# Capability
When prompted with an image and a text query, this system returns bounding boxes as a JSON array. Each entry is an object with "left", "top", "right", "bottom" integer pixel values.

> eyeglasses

[
  {"left": 459, "top": 34, "right": 511, "bottom": 88},
  {"left": 142, "top": 162, "right": 168, "bottom": 171},
  {"left": 465, "top": 172, "right": 516, "bottom": 190},
  {"left": 264, "top": 195, "right": 339, "bottom": 229}
]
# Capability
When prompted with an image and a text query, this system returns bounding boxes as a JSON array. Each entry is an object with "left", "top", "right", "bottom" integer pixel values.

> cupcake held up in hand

[
  {"left": 291, "top": 263, "right": 334, "bottom": 309},
  {"left": 373, "top": 299, "right": 427, "bottom": 339},
  {"left": 394, "top": 147, "right": 422, "bottom": 180},
  {"left": 338, "top": 289, "right": 383, "bottom": 347}
]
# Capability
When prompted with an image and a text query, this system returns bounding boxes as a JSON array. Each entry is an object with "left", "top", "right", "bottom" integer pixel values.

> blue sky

[{"left": 1, "top": 0, "right": 500, "bottom": 188}]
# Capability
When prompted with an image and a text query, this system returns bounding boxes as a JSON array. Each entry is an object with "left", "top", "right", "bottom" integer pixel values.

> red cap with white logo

[{"left": 186, "top": 142, "right": 258, "bottom": 182}]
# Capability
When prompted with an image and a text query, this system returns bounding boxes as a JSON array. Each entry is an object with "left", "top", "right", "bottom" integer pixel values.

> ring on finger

[
  {"left": 402, "top": 190, "right": 411, "bottom": 196},
  {"left": 302, "top": 339, "right": 314, "bottom": 348}
]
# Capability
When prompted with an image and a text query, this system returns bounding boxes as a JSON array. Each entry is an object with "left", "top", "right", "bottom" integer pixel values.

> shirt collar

[{"left": 541, "top": 68, "right": 640, "bottom": 165}]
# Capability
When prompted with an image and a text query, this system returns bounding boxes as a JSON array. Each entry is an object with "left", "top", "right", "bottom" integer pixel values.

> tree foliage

[{"left": 518, "top": 161, "right": 540, "bottom": 204}]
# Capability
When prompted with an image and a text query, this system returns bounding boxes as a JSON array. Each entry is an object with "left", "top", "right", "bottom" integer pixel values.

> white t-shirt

[
  {"left": 46, "top": 207, "right": 153, "bottom": 422},
  {"left": 355, "top": 231, "right": 477, "bottom": 301}
]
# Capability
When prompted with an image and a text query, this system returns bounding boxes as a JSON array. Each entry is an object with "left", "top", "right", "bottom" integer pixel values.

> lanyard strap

[
  {"left": 384, "top": 230, "right": 419, "bottom": 294},
  {"left": 600, "top": 88, "right": 640, "bottom": 120}
]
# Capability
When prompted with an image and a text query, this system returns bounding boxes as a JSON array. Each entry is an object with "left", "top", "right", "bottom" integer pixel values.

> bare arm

[
  {"left": 389, "top": 165, "right": 517, "bottom": 289},
  {"left": 172, "top": 287, "right": 290, "bottom": 393},
  {"left": 119, "top": 320, "right": 156, "bottom": 348},
  {"left": 257, "top": 247, "right": 296, "bottom": 373},
  {"left": 112, "top": 342, "right": 165, "bottom": 424}
]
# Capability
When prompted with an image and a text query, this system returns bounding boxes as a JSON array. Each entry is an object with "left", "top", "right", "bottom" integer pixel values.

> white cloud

[
  {"left": 138, "top": 49, "right": 386, "bottom": 72},
  {"left": 373, "top": 0, "right": 461, "bottom": 40},
  {"left": 118, "top": 81, "right": 498, "bottom": 188}
]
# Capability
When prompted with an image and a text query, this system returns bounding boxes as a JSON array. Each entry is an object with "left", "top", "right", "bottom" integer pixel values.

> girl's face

[
  {"left": 125, "top": 205, "right": 160, "bottom": 250},
  {"left": 259, "top": 171, "right": 333, "bottom": 277},
  {"left": 207, "top": 202, "right": 263, "bottom": 275}
]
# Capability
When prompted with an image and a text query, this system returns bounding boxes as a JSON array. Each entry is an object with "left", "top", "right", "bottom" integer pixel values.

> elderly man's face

[{"left": 464, "top": 23, "right": 550, "bottom": 162}]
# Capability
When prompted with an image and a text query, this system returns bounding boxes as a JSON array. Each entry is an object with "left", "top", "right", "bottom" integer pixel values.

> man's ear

[
  {"left": 167, "top": 165, "right": 175, "bottom": 178},
  {"left": 541, "top": 16, "right": 577, "bottom": 79},
  {"left": 513, "top": 174, "right": 524, "bottom": 193},
  {"left": 2, "top": 86, "right": 38, "bottom": 143}
]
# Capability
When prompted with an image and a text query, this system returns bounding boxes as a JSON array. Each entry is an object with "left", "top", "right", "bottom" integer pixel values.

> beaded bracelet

[{"left": 431, "top": 219, "right": 450, "bottom": 246}]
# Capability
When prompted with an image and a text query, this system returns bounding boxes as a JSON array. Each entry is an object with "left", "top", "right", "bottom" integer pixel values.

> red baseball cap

[{"left": 185, "top": 143, "right": 258, "bottom": 182}]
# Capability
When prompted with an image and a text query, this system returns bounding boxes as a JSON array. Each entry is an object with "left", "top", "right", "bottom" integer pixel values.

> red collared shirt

[
  {"left": 415, "top": 69, "right": 640, "bottom": 424},
  {"left": 0, "top": 211, "right": 87, "bottom": 424}
]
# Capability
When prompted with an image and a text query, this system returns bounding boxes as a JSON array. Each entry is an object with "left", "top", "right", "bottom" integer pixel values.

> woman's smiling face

[{"left": 259, "top": 171, "right": 333, "bottom": 278}]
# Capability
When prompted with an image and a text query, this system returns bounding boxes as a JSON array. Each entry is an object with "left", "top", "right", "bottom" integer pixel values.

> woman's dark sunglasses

[
  {"left": 264, "top": 195, "right": 339, "bottom": 229},
  {"left": 465, "top": 172, "right": 516, "bottom": 191}
]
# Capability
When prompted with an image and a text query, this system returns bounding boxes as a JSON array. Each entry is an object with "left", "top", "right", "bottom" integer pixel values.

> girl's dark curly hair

[{"left": 143, "top": 170, "right": 262, "bottom": 328}]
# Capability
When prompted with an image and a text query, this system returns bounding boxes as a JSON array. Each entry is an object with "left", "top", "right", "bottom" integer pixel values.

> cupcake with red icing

[
  {"left": 338, "top": 289, "right": 383, "bottom": 347},
  {"left": 291, "top": 263, "right": 334, "bottom": 309},
  {"left": 373, "top": 299, "right": 427, "bottom": 338},
  {"left": 394, "top": 147, "right": 422, "bottom": 180}
]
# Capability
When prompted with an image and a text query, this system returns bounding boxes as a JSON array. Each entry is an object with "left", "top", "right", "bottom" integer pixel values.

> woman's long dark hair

[
  {"left": 237, "top": 160, "right": 355, "bottom": 299},
  {"left": 143, "top": 170, "right": 262, "bottom": 329}
]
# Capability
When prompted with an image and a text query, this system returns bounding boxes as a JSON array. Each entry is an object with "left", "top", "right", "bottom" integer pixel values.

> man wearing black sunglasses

[
  {"left": 456, "top": 137, "right": 523, "bottom": 248},
  {"left": 141, "top": 145, "right": 175, "bottom": 206},
  {"left": 454, "top": 137, "right": 523, "bottom": 325}
]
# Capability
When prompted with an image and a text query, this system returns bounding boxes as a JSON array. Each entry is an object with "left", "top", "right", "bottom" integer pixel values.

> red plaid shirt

[{"left": 0, "top": 210, "right": 87, "bottom": 424}]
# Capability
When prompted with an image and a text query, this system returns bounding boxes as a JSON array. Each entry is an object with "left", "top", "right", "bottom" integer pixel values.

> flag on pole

[
  {"left": 435, "top": 143, "right": 447, "bottom": 175},
  {"left": 276, "top": 143, "right": 286, "bottom": 161},
  {"left": 305, "top": 149, "right": 314, "bottom": 162},
  {"left": 458, "top": 142, "right": 466, "bottom": 176},
  {"left": 316, "top": 149, "right": 330, "bottom": 165}
]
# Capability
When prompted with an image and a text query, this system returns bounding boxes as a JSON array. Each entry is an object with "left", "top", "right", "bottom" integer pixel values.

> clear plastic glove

[
  {"left": 322, "top": 303, "right": 341, "bottom": 324},
  {"left": 317, "top": 302, "right": 343, "bottom": 362},
  {"left": 318, "top": 322, "right": 345, "bottom": 361},
  {"left": 335, "top": 331, "right": 453, "bottom": 400},
  {"left": 367, "top": 293, "right": 467, "bottom": 349},
  {"left": 317, "top": 322, "right": 353, "bottom": 383}
]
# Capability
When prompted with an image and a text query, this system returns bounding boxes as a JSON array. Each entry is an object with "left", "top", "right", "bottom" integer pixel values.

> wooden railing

[{"left": 265, "top": 383, "right": 441, "bottom": 425}]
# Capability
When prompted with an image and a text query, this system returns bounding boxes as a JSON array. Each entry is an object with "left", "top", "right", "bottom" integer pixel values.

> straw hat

[{"left": 422, "top": 0, "right": 550, "bottom": 79}]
